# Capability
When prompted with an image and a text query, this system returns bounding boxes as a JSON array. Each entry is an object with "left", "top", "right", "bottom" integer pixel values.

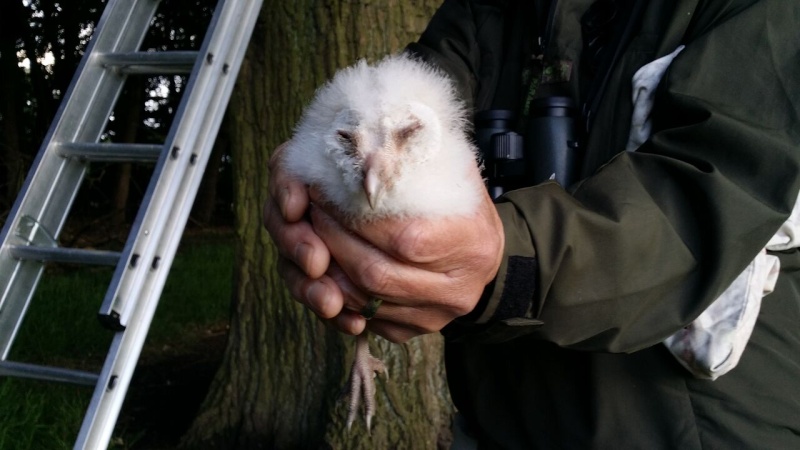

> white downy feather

[{"left": 282, "top": 53, "right": 482, "bottom": 221}]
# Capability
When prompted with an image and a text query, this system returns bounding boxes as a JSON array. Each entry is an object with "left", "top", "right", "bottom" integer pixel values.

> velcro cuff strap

[{"left": 493, "top": 255, "right": 538, "bottom": 321}]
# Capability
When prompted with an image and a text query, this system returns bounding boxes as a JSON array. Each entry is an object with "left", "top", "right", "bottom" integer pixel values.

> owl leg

[{"left": 345, "top": 332, "right": 388, "bottom": 432}]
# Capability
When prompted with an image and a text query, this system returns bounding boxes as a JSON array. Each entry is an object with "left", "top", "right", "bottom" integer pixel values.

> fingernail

[
  {"left": 306, "top": 281, "right": 323, "bottom": 302},
  {"left": 279, "top": 186, "right": 291, "bottom": 218},
  {"left": 294, "top": 242, "right": 312, "bottom": 268},
  {"left": 306, "top": 281, "right": 330, "bottom": 316}
]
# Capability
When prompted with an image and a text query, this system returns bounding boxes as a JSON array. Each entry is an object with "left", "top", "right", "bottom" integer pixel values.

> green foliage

[{"left": 0, "top": 236, "right": 233, "bottom": 450}]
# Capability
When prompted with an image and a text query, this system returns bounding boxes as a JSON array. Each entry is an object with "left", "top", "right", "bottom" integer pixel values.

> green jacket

[{"left": 409, "top": 0, "right": 800, "bottom": 448}]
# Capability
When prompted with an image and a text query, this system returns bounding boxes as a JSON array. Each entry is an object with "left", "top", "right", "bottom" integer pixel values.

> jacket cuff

[
  {"left": 442, "top": 201, "right": 544, "bottom": 343},
  {"left": 474, "top": 201, "right": 540, "bottom": 324}
]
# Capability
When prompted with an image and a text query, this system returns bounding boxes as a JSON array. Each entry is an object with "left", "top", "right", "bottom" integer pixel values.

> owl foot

[{"left": 345, "top": 332, "right": 388, "bottom": 432}]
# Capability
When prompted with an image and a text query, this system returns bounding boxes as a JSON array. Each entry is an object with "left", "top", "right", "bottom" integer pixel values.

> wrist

[{"left": 442, "top": 201, "right": 544, "bottom": 343}]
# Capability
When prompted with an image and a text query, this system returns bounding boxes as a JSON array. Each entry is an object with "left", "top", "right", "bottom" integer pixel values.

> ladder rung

[
  {"left": 98, "top": 51, "right": 199, "bottom": 74},
  {"left": 8, "top": 245, "right": 121, "bottom": 266},
  {"left": 58, "top": 142, "right": 163, "bottom": 163},
  {"left": 0, "top": 360, "right": 98, "bottom": 386}
]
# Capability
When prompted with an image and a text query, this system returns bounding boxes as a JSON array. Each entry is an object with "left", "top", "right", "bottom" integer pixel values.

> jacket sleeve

[
  {"left": 443, "top": 1, "right": 800, "bottom": 352},
  {"left": 405, "top": 0, "right": 512, "bottom": 112}
]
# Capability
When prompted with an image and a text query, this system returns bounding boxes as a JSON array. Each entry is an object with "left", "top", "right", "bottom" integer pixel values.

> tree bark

[
  {"left": 190, "top": 114, "right": 228, "bottom": 226},
  {"left": 181, "top": 1, "right": 450, "bottom": 448}
]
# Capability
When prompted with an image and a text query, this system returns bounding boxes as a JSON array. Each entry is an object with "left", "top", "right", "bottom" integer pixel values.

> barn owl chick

[{"left": 282, "top": 53, "right": 483, "bottom": 431}]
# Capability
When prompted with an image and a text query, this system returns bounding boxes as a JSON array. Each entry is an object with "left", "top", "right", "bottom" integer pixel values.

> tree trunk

[
  {"left": 181, "top": 1, "right": 449, "bottom": 448},
  {"left": 0, "top": 57, "right": 25, "bottom": 213},
  {"left": 190, "top": 114, "right": 228, "bottom": 226},
  {"left": 111, "top": 84, "right": 143, "bottom": 229},
  {"left": 0, "top": 0, "right": 30, "bottom": 213}
]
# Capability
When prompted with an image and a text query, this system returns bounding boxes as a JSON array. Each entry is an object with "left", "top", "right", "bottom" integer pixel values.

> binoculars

[{"left": 475, "top": 96, "right": 582, "bottom": 199}]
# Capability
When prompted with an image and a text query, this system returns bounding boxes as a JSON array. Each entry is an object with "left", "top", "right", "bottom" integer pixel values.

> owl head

[{"left": 283, "top": 53, "right": 478, "bottom": 220}]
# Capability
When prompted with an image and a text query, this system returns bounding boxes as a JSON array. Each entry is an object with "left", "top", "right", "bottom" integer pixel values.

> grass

[{"left": 0, "top": 233, "right": 234, "bottom": 450}]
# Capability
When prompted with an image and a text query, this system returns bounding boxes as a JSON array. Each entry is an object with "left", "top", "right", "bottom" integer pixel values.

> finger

[
  {"left": 277, "top": 257, "right": 343, "bottom": 319},
  {"left": 325, "top": 261, "right": 437, "bottom": 323},
  {"left": 268, "top": 142, "right": 309, "bottom": 223},
  {"left": 310, "top": 205, "right": 453, "bottom": 303},
  {"left": 277, "top": 258, "right": 365, "bottom": 335},
  {"left": 326, "top": 252, "right": 465, "bottom": 337},
  {"left": 359, "top": 297, "right": 456, "bottom": 334},
  {"left": 310, "top": 186, "right": 499, "bottom": 277},
  {"left": 265, "top": 199, "right": 330, "bottom": 279},
  {"left": 330, "top": 310, "right": 367, "bottom": 336},
  {"left": 328, "top": 264, "right": 446, "bottom": 331},
  {"left": 325, "top": 261, "right": 371, "bottom": 313},
  {"left": 267, "top": 141, "right": 290, "bottom": 171},
  {"left": 304, "top": 195, "right": 473, "bottom": 271}
]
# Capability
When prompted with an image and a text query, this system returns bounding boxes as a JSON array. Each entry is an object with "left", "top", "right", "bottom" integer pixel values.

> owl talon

[{"left": 345, "top": 332, "right": 387, "bottom": 432}]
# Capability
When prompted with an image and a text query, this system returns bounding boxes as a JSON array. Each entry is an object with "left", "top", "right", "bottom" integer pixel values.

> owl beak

[{"left": 362, "top": 156, "right": 384, "bottom": 210}]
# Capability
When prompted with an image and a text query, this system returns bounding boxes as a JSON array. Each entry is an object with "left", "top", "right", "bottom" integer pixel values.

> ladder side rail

[
  {"left": 0, "top": 271, "right": 45, "bottom": 361},
  {"left": 0, "top": 0, "right": 162, "bottom": 359},
  {"left": 0, "top": 0, "right": 160, "bottom": 296},
  {"left": 4, "top": 0, "right": 161, "bottom": 244},
  {"left": 31, "top": 0, "right": 163, "bottom": 237},
  {"left": 0, "top": 0, "right": 159, "bottom": 243},
  {"left": 97, "top": 0, "right": 233, "bottom": 328},
  {"left": 134, "top": 0, "right": 263, "bottom": 326},
  {"left": 75, "top": 1, "right": 263, "bottom": 447}
]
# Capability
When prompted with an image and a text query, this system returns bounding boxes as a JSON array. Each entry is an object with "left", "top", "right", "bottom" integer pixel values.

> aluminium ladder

[{"left": 0, "top": 0, "right": 262, "bottom": 448}]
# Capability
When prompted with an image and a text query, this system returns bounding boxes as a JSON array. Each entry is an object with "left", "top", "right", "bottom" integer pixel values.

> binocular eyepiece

[{"left": 475, "top": 96, "right": 582, "bottom": 199}]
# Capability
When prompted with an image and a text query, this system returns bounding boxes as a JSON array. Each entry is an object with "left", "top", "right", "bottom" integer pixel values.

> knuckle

[
  {"left": 457, "top": 240, "right": 498, "bottom": 279},
  {"left": 436, "top": 288, "right": 479, "bottom": 318},
  {"left": 356, "top": 259, "right": 392, "bottom": 293},
  {"left": 450, "top": 301, "right": 476, "bottom": 318},
  {"left": 391, "top": 222, "right": 433, "bottom": 262}
]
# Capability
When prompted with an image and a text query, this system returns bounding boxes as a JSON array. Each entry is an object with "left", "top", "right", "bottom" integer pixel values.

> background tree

[
  {"left": 0, "top": 0, "right": 102, "bottom": 219},
  {"left": 181, "top": 1, "right": 453, "bottom": 448},
  {"left": 1, "top": 0, "right": 230, "bottom": 237}
]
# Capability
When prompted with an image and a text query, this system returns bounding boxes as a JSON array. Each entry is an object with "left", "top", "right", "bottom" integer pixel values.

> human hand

[
  {"left": 308, "top": 168, "right": 504, "bottom": 343},
  {"left": 264, "top": 143, "right": 369, "bottom": 335},
  {"left": 265, "top": 143, "right": 504, "bottom": 342}
]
